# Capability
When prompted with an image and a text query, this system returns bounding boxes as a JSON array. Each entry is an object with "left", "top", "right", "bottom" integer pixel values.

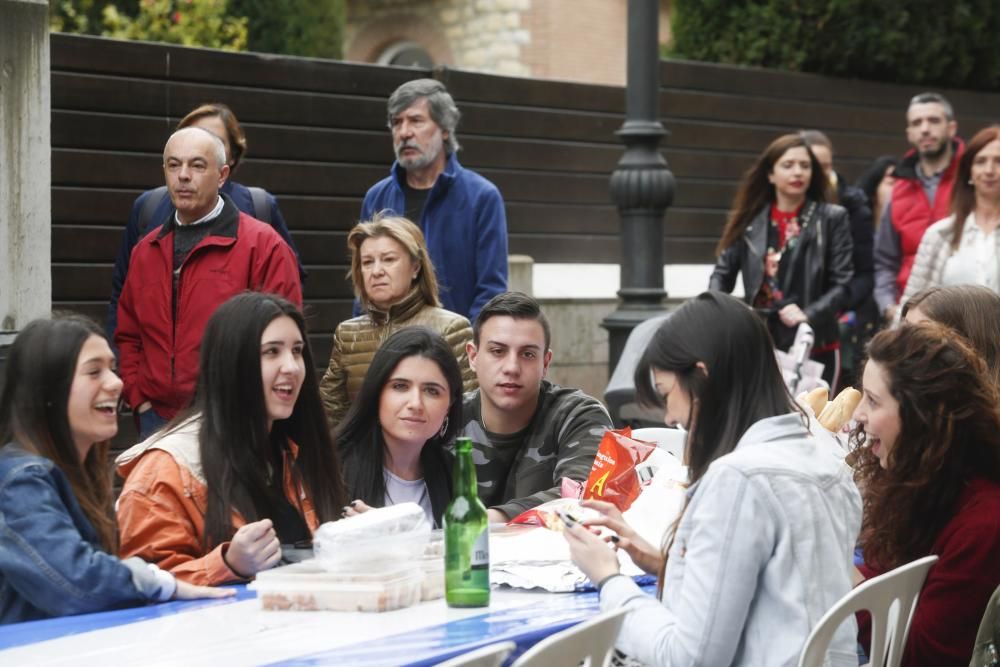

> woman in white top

[
  {"left": 338, "top": 327, "right": 463, "bottom": 528},
  {"left": 564, "top": 292, "right": 862, "bottom": 666},
  {"left": 903, "top": 125, "right": 1000, "bottom": 300}
]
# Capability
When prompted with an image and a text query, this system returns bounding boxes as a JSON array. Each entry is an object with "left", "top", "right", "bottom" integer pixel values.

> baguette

[
  {"left": 799, "top": 387, "right": 829, "bottom": 417},
  {"left": 817, "top": 387, "right": 862, "bottom": 432}
]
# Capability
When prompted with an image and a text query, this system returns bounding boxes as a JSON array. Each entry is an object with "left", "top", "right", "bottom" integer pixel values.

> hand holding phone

[{"left": 555, "top": 508, "right": 580, "bottom": 530}]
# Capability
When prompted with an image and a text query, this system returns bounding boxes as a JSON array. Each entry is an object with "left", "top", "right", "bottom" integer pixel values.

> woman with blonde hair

[{"left": 320, "top": 214, "right": 475, "bottom": 428}]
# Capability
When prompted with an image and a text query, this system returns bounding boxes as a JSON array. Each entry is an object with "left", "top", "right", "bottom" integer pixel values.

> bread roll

[
  {"left": 817, "top": 387, "right": 862, "bottom": 432},
  {"left": 800, "top": 387, "right": 829, "bottom": 416}
]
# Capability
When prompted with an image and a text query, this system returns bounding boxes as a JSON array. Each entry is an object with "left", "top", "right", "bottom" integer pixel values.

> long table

[{"left": 0, "top": 583, "right": 655, "bottom": 666}]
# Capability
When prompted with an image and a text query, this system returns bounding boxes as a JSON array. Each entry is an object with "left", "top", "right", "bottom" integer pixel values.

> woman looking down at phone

[
  {"left": 116, "top": 293, "right": 347, "bottom": 585},
  {"left": 564, "top": 291, "right": 862, "bottom": 666},
  {"left": 0, "top": 316, "right": 230, "bottom": 623}
]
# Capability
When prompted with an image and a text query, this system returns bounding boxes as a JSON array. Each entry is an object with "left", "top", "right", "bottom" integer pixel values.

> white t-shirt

[{"left": 383, "top": 469, "right": 433, "bottom": 525}]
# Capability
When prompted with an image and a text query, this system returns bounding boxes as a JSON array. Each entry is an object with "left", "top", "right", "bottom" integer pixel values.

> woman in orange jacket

[{"left": 116, "top": 293, "right": 347, "bottom": 585}]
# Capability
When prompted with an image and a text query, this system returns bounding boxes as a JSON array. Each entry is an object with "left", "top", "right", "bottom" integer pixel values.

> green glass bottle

[{"left": 444, "top": 437, "right": 490, "bottom": 607}]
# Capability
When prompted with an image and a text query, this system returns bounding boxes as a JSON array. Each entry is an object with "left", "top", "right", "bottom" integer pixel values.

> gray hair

[
  {"left": 387, "top": 79, "right": 461, "bottom": 154},
  {"left": 163, "top": 126, "right": 228, "bottom": 168},
  {"left": 908, "top": 92, "right": 955, "bottom": 121},
  {"left": 799, "top": 129, "right": 833, "bottom": 150}
]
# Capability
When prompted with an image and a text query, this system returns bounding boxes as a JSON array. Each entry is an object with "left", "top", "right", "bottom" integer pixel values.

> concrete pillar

[
  {"left": 507, "top": 254, "right": 533, "bottom": 296},
  {"left": 0, "top": 0, "right": 51, "bottom": 363}
]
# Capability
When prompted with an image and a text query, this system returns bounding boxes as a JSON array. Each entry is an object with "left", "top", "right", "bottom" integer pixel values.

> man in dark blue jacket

[{"left": 361, "top": 79, "right": 508, "bottom": 321}]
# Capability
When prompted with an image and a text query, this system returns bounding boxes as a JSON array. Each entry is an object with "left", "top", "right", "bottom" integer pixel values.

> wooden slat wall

[
  {"left": 657, "top": 59, "right": 1000, "bottom": 260},
  {"left": 51, "top": 34, "right": 1000, "bottom": 362}
]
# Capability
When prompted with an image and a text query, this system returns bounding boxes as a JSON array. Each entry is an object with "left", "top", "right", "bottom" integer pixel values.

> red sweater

[{"left": 858, "top": 477, "right": 1000, "bottom": 666}]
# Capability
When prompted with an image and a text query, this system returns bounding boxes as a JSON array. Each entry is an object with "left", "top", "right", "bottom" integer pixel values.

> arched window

[{"left": 377, "top": 41, "right": 434, "bottom": 68}]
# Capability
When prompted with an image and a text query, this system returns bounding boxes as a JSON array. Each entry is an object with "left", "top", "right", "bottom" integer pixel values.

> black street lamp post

[{"left": 602, "top": 0, "right": 675, "bottom": 373}]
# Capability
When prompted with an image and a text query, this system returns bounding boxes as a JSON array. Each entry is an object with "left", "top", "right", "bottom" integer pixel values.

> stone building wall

[
  {"left": 345, "top": 0, "right": 533, "bottom": 78},
  {"left": 345, "top": 0, "right": 672, "bottom": 86}
]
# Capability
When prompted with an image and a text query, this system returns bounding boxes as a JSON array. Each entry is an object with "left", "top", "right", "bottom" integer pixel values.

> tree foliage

[
  {"left": 230, "top": 0, "right": 344, "bottom": 59},
  {"left": 50, "top": 0, "right": 345, "bottom": 58},
  {"left": 669, "top": 0, "right": 1000, "bottom": 91},
  {"left": 102, "top": 0, "right": 247, "bottom": 51}
]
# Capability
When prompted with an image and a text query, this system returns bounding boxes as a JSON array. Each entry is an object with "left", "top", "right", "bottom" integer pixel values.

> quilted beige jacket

[{"left": 319, "top": 288, "right": 476, "bottom": 429}]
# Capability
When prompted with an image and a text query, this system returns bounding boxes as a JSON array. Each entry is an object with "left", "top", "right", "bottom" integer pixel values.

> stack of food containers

[{"left": 250, "top": 503, "right": 436, "bottom": 612}]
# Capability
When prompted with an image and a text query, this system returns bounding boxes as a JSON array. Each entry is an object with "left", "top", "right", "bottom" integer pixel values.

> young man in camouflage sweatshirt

[{"left": 460, "top": 292, "right": 612, "bottom": 523}]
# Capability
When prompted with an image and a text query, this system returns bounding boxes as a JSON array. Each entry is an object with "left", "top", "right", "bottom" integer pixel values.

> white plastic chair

[
  {"left": 632, "top": 427, "right": 686, "bottom": 461},
  {"left": 435, "top": 640, "right": 517, "bottom": 667},
  {"left": 798, "top": 555, "right": 938, "bottom": 667},
  {"left": 511, "top": 608, "right": 628, "bottom": 667}
]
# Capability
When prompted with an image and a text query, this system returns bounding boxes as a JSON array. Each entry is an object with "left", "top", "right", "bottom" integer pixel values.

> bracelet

[
  {"left": 596, "top": 573, "right": 625, "bottom": 591},
  {"left": 222, "top": 545, "right": 251, "bottom": 580}
]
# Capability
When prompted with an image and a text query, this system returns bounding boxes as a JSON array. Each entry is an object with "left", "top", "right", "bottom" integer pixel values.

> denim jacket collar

[{"left": 685, "top": 412, "right": 810, "bottom": 499}]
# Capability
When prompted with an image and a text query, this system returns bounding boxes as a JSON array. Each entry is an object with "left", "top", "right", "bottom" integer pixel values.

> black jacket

[
  {"left": 835, "top": 176, "right": 875, "bottom": 311},
  {"left": 709, "top": 200, "right": 854, "bottom": 348}
]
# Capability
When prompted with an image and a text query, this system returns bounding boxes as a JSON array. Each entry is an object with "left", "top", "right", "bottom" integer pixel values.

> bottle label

[{"left": 471, "top": 527, "right": 489, "bottom": 569}]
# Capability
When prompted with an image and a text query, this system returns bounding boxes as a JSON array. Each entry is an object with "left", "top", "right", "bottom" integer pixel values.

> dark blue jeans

[{"left": 137, "top": 408, "right": 168, "bottom": 441}]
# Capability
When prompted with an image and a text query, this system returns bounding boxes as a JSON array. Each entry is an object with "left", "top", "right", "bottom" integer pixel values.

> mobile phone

[{"left": 555, "top": 507, "right": 579, "bottom": 529}]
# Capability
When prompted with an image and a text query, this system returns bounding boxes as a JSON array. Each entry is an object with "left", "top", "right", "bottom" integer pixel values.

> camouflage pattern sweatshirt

[{"left": 459, "top": 380, "right": 612, "bottom": 519}]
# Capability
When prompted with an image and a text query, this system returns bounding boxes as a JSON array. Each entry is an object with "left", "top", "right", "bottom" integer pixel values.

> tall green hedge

[{"left": 669, "top": 0, "right": 1000, "bottom": 91}]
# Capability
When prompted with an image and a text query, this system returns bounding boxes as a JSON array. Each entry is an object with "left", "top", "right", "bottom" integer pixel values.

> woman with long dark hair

[
  {"left": 0, "top": 316, "right": 229, "bottom": 623},
  {"left": 116, "top": 293, "right": 347, "bottom": 585},
  {"left": 710, "top": 133, "right": 854, "bottom": 386},
  {"left": 903, "top": 125, "right": 1000, "bottom": 301},
  {"left": 851, "top": 323, "right": 1000, "bottom": 666},
  {"left": 338, "top": 327, "right": 463, "bottom": 528},
  {"left": 564, "top": 292, "right": 862, "bottom": 666},
  {"left": 855, "top": 155, "right": 898, "bottom": 228}
]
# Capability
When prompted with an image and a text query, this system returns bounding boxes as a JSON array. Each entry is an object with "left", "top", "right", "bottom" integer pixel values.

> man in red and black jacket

[
  {"left": 116, "top": 127, "right": 301, "bottom": 439},
  {"left": 873, "top": 92, "right": 963, "bottom": 324}
]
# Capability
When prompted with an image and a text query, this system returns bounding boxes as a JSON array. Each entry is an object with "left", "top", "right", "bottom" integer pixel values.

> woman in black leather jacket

[{"left": 710, "top": 133, "right": 854, "bottom": 385}]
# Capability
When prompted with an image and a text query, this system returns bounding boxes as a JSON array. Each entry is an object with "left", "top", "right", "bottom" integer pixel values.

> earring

[
  {"left": 969, "top": 179, "right": 975, "bottom": 185},
  {"left": 439, "top": 416, "right": 449, "bottom": 438}
]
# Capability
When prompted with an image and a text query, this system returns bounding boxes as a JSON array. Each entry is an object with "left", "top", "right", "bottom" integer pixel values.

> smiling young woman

[
  {"left": 851, "top": 322, "right": 1000, "bottom": 666},
  {"left": 336, "top": 327, "right": 464, "bottom": 527},
  {"left": 710, "top": 133, "right": 854, "bottom": 387},
  {"left": 0, "top": 316, "right": 230, "bottom": 623},
  {"left": 115, "top": 293, "right": 347, "bottom": 586}
]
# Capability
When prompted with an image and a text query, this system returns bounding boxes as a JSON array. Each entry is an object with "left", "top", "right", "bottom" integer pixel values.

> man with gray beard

[{"left": 360, "top": 79, "right": 508, "bottom": 321}]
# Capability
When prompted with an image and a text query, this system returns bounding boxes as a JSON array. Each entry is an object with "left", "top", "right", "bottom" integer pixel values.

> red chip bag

[
  {"left": 507, "top": 478, "right": 584, "bottom": 527},
  {"left": 583, "top": 427, "right": 657, "bottom": 512}
]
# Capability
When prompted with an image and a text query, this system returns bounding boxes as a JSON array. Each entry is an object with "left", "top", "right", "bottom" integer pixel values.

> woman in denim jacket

[
  {"left": 565, "top": 292, "right": 862, "bottom": 666},
  {"left": 0, "top": 316, "right": 230, "bottom": 624}
]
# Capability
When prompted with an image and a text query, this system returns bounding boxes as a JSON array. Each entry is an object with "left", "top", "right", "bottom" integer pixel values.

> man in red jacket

[
  {"left": 116, "top": 127, "right": 302, "bottom": 439},
  {"left": 873, "top": 92, "right": 963, "bottom": 323}
]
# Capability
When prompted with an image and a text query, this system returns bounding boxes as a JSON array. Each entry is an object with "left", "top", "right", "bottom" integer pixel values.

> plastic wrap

[{"left": 313, "top": 503, "right": 431, "bottom": 573}]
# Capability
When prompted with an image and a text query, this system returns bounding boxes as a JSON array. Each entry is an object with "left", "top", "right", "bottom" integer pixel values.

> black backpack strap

[
  {"left": 138, "top": 186, "right": 170, "bottom": 238},
  {"left": 248, "top": 186, "right": 271, "bottom": 224}
]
